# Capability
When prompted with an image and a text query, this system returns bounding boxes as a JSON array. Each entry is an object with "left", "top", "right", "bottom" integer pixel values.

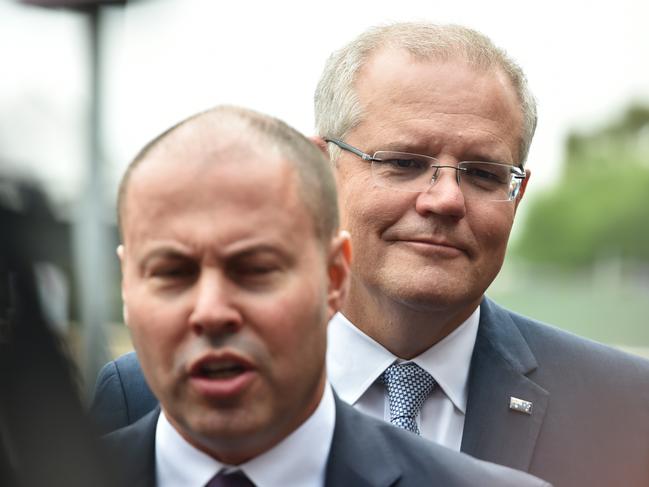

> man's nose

[
  {"left": 414, "top": 168, "right": 467, "bottom": 219},
  {"left": 188, "top": 271, "right": 243, "bottom": 336}
]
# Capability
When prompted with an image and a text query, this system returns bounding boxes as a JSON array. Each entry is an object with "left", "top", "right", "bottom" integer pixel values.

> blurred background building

[{"left": 1, "top": 0, "right": 648, "bottom": 395}]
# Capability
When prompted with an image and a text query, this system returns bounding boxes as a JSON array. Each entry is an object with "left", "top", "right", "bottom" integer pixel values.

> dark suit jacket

[
  {"left": 93, "top": 297, "right": 649, "bottom": 486},
  {"left": 102, "top": 396, "right": 548, "bottom": 487}
]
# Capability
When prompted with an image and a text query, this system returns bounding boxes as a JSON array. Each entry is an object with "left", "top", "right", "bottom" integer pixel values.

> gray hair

[
  {"left": 118, "top": 105, "right": 339, "bottom": 244},
  {"left": 314, "top": 22, "right": 537, "bottom": 164}
]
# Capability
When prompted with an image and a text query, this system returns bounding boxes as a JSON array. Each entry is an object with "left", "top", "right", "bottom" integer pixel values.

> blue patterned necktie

[
  {"left": 380, "top": 362, "right": 436, "bottom": 435},
  {"left": 205, "top": 470, "right": 256, "bottom": 487}
]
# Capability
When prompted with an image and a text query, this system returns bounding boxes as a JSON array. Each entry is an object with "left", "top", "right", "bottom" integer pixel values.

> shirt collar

[
  {"left": 327, "top": 308, "right": 479, "bottom": 414},
  {"left": 155, "top": 410, "right": 218, "bottom": 487},
  {"left": 156, "top": 384, "right": 336, "bottom": 487}
]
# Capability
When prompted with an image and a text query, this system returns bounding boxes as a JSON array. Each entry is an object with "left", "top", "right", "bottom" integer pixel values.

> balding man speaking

[
  {"left": 93, "top": 24, "right": 649, "bottom": 487},
  {"left": 102, "top": 105, "right": 547, "bottom": 486}
]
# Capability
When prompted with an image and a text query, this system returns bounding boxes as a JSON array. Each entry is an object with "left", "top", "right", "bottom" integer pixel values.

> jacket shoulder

[
  {"left": 331, "top": 399, "right": 548, "bottom": 486},
  {"left": 101, "top": 408, "right": 159, "bottom": 487},
  {"left": 91, "top": 351, "right": 158, "bottom": 434},
  {"left": 505, "top": 305, "right": 649, "bottom": 378}
]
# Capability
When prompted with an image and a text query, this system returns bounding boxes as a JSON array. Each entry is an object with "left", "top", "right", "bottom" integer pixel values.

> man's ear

[
  {"left": 309, "top": 136, "right": 329, "bottom": 157},
  {"left": 116, "top": 245, "right": 129, "bottom": 327},
  {"left": 326, "top": 230, "right": 352, "bottom": 319},
  {"left": 515, "top": 168, "right": 531, "bottom": 211}
]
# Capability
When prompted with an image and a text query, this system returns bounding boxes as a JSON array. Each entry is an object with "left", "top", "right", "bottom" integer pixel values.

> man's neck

[
  {"left": 342, "top": 282, "right": 482, "bottom": 359},
  {"left": 156, "top": 384, "right": 335, "bottom": 487}
]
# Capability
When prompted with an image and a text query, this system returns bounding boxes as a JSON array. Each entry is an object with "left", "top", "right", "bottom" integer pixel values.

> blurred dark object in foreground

[
  {"left": 20, "top": 0, "right": 127, "bottom": 8},
  {"left": 0, "top": 178, "right": 115, "bottom": 486}
]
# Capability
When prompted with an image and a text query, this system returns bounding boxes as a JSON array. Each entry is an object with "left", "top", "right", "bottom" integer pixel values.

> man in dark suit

[
  {"left": 317, "top": 22, "right": 649, "bottom": 487},
  {"left": 94, "top": 23, "right": 649, "bottom": 486},
  {"left": 104, "top": 104, "right": 547, "bottom": 486}
]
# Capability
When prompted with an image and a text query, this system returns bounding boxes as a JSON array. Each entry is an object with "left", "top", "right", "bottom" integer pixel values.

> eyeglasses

[{"left": 325, "top": 138, "right": 526, "bottom": 202}]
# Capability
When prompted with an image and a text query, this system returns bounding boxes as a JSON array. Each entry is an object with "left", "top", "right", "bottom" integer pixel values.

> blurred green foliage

[{"left": 515, "top": 104, "right": 649, "bottom": 267}]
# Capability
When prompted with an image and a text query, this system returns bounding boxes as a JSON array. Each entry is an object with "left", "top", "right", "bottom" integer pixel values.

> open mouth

[
  {"left": 188, "top": 354, "right": 256, "bottom": 399},
  {"left": 196, "top": 361, "right": 248, "bottom": 380}
]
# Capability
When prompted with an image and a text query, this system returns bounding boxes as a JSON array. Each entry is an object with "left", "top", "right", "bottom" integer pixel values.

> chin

[
  {"left": 388, "top": 277, "right": 479, "bottom": 312},
  {"left": 396, "top": 292, "right": 461, "bottom": 313}
]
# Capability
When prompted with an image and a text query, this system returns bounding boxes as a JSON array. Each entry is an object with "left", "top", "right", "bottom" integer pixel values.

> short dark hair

[{"left": 117, "top": 105, "right": 339, "bottom": 244}]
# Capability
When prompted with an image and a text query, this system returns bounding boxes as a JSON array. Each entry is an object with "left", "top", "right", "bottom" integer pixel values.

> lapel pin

[{"left": 509, "top": 396, "right": 533, "bottom": 415}]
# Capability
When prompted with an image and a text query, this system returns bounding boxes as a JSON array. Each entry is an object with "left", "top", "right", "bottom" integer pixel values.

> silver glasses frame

[{"left": 325, "top": 138, "right": 526, "bottom": 202}]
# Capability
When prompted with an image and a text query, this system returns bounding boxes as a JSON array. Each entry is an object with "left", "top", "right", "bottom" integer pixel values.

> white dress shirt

[
  {"left": 155, "top": 383, "right": 336, "bottom": 487},
  {"left": 327, "top": 307, "right": 479, "bottom": 450}
]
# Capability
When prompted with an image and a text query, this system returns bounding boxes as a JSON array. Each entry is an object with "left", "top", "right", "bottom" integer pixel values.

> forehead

[
  {"left": 353, "top": 48, "right": 522, "bottom": 161},
  {"left": 122, "top": 143, "right": 313, "bottom": 252}
]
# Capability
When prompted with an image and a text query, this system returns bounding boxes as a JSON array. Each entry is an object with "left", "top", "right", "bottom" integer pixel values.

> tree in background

[{"left": 516, "top": 104, "right": 649, "bottom": 268}]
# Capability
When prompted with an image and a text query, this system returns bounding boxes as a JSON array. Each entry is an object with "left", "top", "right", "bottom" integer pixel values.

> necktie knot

[
  {"left": 381, "top": 362, "right": 436, "bottom": 435},
  {"left": 205, "top": 470, "right": 256, "bottom": 487}
]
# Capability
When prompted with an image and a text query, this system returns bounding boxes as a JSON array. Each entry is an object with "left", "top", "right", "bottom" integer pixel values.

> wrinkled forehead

[
  {"left": 354, "top": 49, "right": 523, "bottom": 159},
  {"left": 361, "top": 48, "right": 520, "bottom": 114}
]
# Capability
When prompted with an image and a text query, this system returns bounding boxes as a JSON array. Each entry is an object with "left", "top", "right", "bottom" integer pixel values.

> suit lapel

[
  {"left": 325, "top": 396, "right": 401, "bottom": 487},
  {"left": 105, "top": 407, "right": 159, "bottom": 487},
  {"left": 461, "top": 298, "right": 548, "bottom": 472}
]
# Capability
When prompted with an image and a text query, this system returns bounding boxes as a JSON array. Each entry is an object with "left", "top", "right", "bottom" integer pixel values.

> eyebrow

[
  {"left": 377, "top": 140, "right": 514, "bottom": 164},
  {"left": 138, "top": 247, "right": 192, "bottom": 270},
  {"left": 375, "top": 140, "right": 428, "bottom": 153},
  {"left": 136, "top": 242, "right": 293, "bottom": 268},
  {"left": 226, "top": 244, "right": 294, "bottom": 264}
]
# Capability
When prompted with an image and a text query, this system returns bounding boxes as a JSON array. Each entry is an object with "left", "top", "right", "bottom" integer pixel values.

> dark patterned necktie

[
  {"left": 205, "top": 470, "right": 256, "bottom": 487},
  {"left": 380, "top": 362, "right": 436, "bottom": 435}
]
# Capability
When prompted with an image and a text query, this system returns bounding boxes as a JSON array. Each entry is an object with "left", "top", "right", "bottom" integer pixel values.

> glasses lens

[
  {"left": 459, "top": 162, "right": 518, "bottom": 201},
  {"left": 370, "top": 151, "right": 521, "bottom": 202},
  {"left": 371, "top": 152, "right": 436, "bottom": 192}
]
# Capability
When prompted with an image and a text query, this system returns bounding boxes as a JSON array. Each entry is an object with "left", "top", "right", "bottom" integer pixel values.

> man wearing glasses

[
  {"left": 92, "top": 23, "right": 649, "bottom": 487},
  {"left": 313, "top": 22, "right": 649, "bottom": 486}
]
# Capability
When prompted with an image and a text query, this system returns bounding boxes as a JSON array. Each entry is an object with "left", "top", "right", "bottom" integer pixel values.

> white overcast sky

[{"left": 1, "top": 0, "right": 649, "bottom": 213}]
